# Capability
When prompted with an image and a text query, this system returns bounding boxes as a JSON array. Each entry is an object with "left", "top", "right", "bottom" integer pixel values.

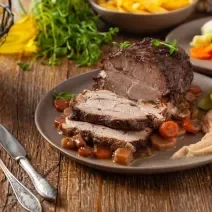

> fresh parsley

[
  {"left": 33, "top": 0, "right": 119, "bottom": 66},
  {"left": 54, "top": 92, "right": 75, "bottom": 100},
  {"left": 151, "top": 39, "right": 178, "bottom": 55},
  {"left": 113, "top": 41, "right": 131, "bottom": 49},
  {"left": 17, "top": 62, "right": 30, "bottom": 71}
]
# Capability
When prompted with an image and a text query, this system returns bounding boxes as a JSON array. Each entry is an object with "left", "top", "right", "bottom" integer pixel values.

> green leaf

[
  {"left": 17, "top": 62, "right": 30, "bottom": 71},
  {"left": 54, "top": 92, "right": 75, "bottom": 100},
  {"left": 171, "top": 39, "right": 177, "bottom": 47},
  {"left": 198, "top": 89, "right": 212, "bottom": 110},
  {"left": 151, "top": 39, "right": 160, "bottom": 47},
  {"left": 113, "top": 41, "right": 131, "bottom": 49},
  {"left": 151, "top": 39, "right": 178, "bottom": 55}
]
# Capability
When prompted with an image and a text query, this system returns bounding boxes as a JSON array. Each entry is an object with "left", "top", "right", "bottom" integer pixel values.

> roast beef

[
  {"left": 61, "top": 119, "right": 152, "bottom": 151},
  {"left": 70, "top": 90, "right": 166, "bottom": 130},
  {"left": 94, "top": 37, "right": 193, "bottom": 103}
]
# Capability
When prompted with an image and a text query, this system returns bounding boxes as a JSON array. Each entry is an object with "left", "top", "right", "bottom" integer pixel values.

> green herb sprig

[
  {"left": 54, "top": 92, "right": 75, "bottom": 100},
  {"left": 113, "top": 41, "right": 131, "bottom": 49},
  {"left": 17, "top": 62, "right": 30, "bottom": 71},
  {"left": 151, "top": 39, "right": 178, "bottom": 55},
  {"left": 32, "top": 0, "right": 119, "bottom": 66}
]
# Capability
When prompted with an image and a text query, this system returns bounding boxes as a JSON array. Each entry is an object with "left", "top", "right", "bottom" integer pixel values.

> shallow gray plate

[
  {"left": 35, "top": 70, "right": 212, "bottom": 174},
  {"left": 166, "top": 17, "right": 212, "bottom": 76}
]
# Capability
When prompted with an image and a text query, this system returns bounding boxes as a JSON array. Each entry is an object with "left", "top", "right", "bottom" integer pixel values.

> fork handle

[
  {"left": 19, "top": 158, "right": 57, "bottom": 201},
  {"left": 0, "top": 159, "right": 42, "bottom": 212}
]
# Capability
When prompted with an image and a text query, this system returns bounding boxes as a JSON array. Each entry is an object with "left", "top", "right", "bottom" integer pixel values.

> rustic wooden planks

[{"left": 0, "top": 12, "right": 212, "bottom": 212}]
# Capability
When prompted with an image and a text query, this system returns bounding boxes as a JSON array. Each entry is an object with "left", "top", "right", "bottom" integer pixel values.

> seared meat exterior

[
  {"left": 94, "top": 37, "right": 193, "bottom": 103},
  {"left": 61, "top": 119, "right": 152, "bottom": 151},
  {"left": 70, "top": 90, "right": 166, "bottom": 130}
]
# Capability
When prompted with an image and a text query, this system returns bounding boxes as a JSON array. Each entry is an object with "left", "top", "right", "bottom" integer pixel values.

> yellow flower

[{"left": 0, "top": 15, "right": 38, "bottom": 55}]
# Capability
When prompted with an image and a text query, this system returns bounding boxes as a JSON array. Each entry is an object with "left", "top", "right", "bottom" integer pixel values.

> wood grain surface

[{"left": 0, "top": 10, "right": 211, "bottom": 212}]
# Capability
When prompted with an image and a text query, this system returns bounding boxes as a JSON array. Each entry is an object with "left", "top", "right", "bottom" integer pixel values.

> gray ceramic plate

[
  {"left": 35, "top": 70, "right": 212, "bottom": 174},
  {"left": 166, "top": 17, "right": 212, "bottom": 76}
]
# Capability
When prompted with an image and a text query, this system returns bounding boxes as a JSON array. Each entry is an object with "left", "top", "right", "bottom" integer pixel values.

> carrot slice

[
  {"left": 190, "top": 47, "right": 211, "bottom": 59},
  {"left": 182, "top": 119, "right": 201, "bottom": 134},
  {"left": 204, "top": 43, "right": 212, "bottom": 54},
  {"left": 159, "top": 121, "right": 179, "bottom": 139},
  {"left": 188, "top": 84, "right": 202, "bottom": 96}
]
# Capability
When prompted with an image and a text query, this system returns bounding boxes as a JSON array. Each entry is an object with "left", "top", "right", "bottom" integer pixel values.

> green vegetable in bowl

[
  {"left": 32, "top": 0, "right": 118, "bottom": 66},
  {"left": 198, "top": 89, "right": 212, "bottom": 110}
]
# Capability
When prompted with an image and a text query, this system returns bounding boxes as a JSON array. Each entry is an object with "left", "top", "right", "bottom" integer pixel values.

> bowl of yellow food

[{"left": 88, "top": 0, "right": 198, "bottom": 34}]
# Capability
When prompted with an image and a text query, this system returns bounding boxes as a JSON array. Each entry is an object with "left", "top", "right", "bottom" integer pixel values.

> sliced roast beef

[
  {"left": 61, "top": 119, "right": 152, "bottom": 151},
  {"left": 70, "top": 90, "right": 166, "bottom": 130},
  {"left": 94, "top": 37, "right": 193, "bottom": 103}
]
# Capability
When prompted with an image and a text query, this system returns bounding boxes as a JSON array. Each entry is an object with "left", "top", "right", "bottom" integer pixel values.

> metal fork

[{"left": 0, "top": 158, "right": 42, "bottom": 212}]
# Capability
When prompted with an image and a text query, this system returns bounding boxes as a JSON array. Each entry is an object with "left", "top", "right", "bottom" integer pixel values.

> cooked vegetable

[
  {"left": 151, "top": 133, "right": 176, "bottom": 150},
  {"left": 113, "top": 148, "right": 133, "bottom": 165},
  {"left": 72, "top": 134, "right": 87, "bottom": 148},
  {"left": 61, "top": 137, "right": 76, "bottom": 149},
  {"left": 78, "top": 147, "right": 94, "bottom": 157},
  {"left": 191, "top": 106, "right": 200, "bottom": 119},
  {"left": 54, "top": 115, "right": 66, "bottom": 127},
  {"left": 54, "top": 99, "right": 70, "bottom": 112},
  {"left": 190, "top": 47, "right": 211, "bottom": 59},
  {"left": 176, "top": 126, "right": 186, "bottom": 137},
  {"left": 190, "top": 35, "right": 212, "bottom": 48},
  {"left": 98, "top": 0, "right": 192, "bottom": 14},
  {"left": 159, "top": 121, "right": 179, "bottom": 138},
  {"left": 182, "top": 119, "right": 201, "bottom": 134},
  {"left": 33, "top": 0, "right": 118, "bottom": 66},
  {"left": 201, "top": 20, "right": 212, "bottom": 35},
  {"left": 189, "top": 84, "right": 202, "bottom": 96},
  {"left": 54, "top": 92, "right": 75, "bottom": 100},
  {"left": 63, "top": 107, "right": 72, "bottom": 116},
  {"left": 185, "top": 92, "right": 196, "bottom": 102},
  {"left": 198, "top": 89, "right": 212, "bottom": 110},
  {"left": 94, "top": 146, "right": 112, "bottom": 159},
  {"left": 151, "top": 39, "right": 178, "bottom": 55}
]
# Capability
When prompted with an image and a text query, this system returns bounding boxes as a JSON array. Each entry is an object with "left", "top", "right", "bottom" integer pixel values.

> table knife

[{"left": 0, "top": 125, "right": 57, "bottom": 201}]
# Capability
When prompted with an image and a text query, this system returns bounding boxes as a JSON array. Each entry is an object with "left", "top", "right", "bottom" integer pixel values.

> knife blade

[
  {"left": 0, "top": 125, "right": 57, "bottom": 201},
  {"left": 0, "top": 125, "right": 26, "bottom": 160}
]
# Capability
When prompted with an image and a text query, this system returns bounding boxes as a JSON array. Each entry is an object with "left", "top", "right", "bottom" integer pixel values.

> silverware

[
  {"left": 0, "top": 125, "right": 57, "bottom": 201},
  {"left": 0, "top": 158, "right": 42, "bottom": 212}
]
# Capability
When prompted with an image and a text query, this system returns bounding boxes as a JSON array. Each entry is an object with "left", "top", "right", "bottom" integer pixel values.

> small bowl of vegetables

[{"left": 88, "top": 0, "right": 198, "bottom": 34}]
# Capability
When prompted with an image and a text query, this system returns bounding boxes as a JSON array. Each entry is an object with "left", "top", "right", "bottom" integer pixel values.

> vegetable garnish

[
  {"left": 198, "top": 89, "right": 212, "bottom": 110},
  {"left": 33, "top": 0, "right": 119, "bottom": 66},
  {"left": 54, "top": 92, "right": 75, "bottom": 100},
  {"left": 151, "top": 39, "right": 178, "bottom": 55},
  {"left": 17, "top": 62, "right": 30, "bottom": 71},
  {"left": 159, "top": 121, "right": 179, "bottom": 139},
  {"left": 113, "top": 41, "right": 131, "bottom": 49},
  {"left": 182, "top": 119, "right": 201, "bottom": 134}
]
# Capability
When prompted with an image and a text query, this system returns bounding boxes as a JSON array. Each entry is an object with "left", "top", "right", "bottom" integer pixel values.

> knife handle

[{"left": 19, "top": 158, "right": 57, "bottom": 201}]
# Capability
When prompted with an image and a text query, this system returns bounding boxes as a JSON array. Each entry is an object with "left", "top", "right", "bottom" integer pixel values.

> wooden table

[{"left": 0, "top": 12, "right": 211, "bottom": 212}]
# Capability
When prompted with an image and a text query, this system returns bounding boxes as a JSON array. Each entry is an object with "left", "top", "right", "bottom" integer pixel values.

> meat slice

[
  {"left": 94, "top": 37, "right": 193, "bottom": 103},
  {"left": 70, "top": 90, "right": 166, "bottom": 130},
  {"left": 61, "top": 119, "right": 152, "bottom": 151}
]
